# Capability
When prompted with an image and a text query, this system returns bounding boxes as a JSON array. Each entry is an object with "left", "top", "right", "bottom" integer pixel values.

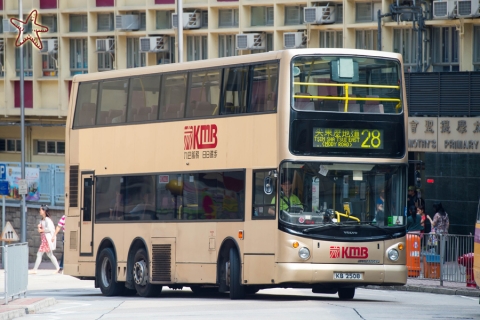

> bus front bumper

[{"left": 275, "top": 263, "right": 407, "bottom": 286}]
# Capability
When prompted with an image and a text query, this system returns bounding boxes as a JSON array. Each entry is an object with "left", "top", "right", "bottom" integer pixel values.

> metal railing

[
  {"left": 1, "top": 162, "right": 65, "bottom": 208},
  {"left": 407, "top": 232, "right": 475, "bottom": 286},
  {"left": 2, "top": 243, "right": 28, "bottom": 304}
]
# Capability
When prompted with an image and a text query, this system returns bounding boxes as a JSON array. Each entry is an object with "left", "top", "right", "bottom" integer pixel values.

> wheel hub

[{"left": 133, "top": 260, "right": 148, "bottom": 286}]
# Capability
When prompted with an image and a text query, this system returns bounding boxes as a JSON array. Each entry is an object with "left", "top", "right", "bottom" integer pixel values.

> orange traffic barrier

[{"left": 406, "top": 233, "right": 421, "bottom": 277}]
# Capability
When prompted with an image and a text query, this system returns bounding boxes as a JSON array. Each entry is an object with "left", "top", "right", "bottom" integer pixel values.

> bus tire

[
  {"left": 97, "top": 248, "right": 123, "bottom": 296},
  {"left": 228, "top": 248, "right": 245, "bottom": 300},
  {"left": 338, "top": 288, "right": 355, "bottom": 300},
  {"left": 133, "top": 248, "right": 162, "bottom": 297}
]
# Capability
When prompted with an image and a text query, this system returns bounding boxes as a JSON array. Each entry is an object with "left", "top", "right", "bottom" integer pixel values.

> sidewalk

[{"left": 366, "top": 278, "right": 480, "bottom": 297}]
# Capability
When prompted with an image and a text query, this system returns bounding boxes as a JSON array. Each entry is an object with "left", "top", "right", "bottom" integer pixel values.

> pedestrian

[
  {"left": 427, "top": 202, "right": 450, "bottom": 258},
  {"left": 407, "top": 186, "right": 417, "bottom": 209},
  {"left": 407, "top": 205, "right": 422, "bottom": 232},
  {"left": 52, "top": 214, "right": 66, "bottom": 273},
  {"left": 29, "top": 205, "right": 60, "bottom": 274},
  {"left": 417, "top": 205, "right": 427, "bottom": 236}
]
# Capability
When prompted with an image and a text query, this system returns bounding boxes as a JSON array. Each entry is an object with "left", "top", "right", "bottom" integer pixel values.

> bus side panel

[
  {"left": 175, "top": 264, "right": 216, "bottom": 284},
  {"left": 64, "top": 215, "right": 81, "bottom": 276},
  {"left": 244, "top": 255, "right": 275, "bottom": 284},
  {"left": 176, "top": 222, "right": 217, "bottom": 263}
]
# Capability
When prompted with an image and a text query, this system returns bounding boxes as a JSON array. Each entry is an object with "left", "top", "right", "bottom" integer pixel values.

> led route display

[{"left": 313, "top": 128, "right": 384, "bottom": 149}]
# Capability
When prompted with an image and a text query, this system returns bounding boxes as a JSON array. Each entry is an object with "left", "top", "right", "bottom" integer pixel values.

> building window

[
  {"left": 201, "top": 11, "right": 208, "bottom": 28},
  {"left": 98, "top": 13, "right": 114, "bottom": 31},
  {"left": 355, "top": 2, "right": 381, "bottom": 22},
  {"left": 0, "top": 44, "right": 4, "bottom": 77},
  {"left": 251, "top": 33, "right": 274, "bottom": 54},
  {"left": 155, "top": 0, "right": 175, "bottom": 4},
  {"left": 42, "top": 54, "right": 57, "bottom": 76},
  {"left": 187, "top": 36, "right": 208, "bottom": 61},
  {"left": 15, "top": 42, "right": 33, "bottom": 77},
  {"left": 127, "top": 38, "right": 146, "bottom": 68},
  {"left": 285, "top": 6, "right": 304, "bottom": 25},
  {"left": 96, "top": 0, "right": 114, "bottom": 7},
  {"left": 156, "top": 37, "right": 175, "bottom": 64},
  {"left": 219, "top": 9, "right": 239, "bottom": 27},
  {"left": 70, "top": 14, "right": 88, "bottom": 32},
  {"left": 140, "top": 12, "right": 146, "bottom": 30},
  {"left": 355, "top": 30, "right": 378, "bottom": 50},
  {"left": 156, "top": 10, "right": 173, "bottom": 29},
  {"left": 319, "top": 31, "right": 343, "bottom": 48},
  {"left": 432, "top": 27, "right": 459, "bottom": 72},
  {"left": 336, "top": 4, "right": 343, "bottom": 24},
  {"left": 393, "top": 28, "right": 418, "bottom": 72},
  {"left": 0, "top": 139, "right": 21, "bottom": 152},
  {"left": 251, "top": 6, "right": 274, "bottom": 26},
  {"left": 98, "top": 52, "right": 113, "bottom": 71},
  {"left": 70, "top": 38, "right": 88, "bottom": 76},
  {"left": 219, "top": 35, "right": 237, "bottom": 58},
  {"left": 474, "top": 26, "right": 480, "bottom": 70},
  {"left": 36, "top": 141, "right": 65, "bottom": 155},
  {"left": 14, "top": 81, "right": 33, "bottom": 108},
  {"left": 42, "top": 15, "right": 57, "bottom": 33}
]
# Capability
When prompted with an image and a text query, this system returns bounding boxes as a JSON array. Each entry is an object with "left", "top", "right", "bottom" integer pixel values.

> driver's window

[{"left": 253, "top": 170, "right": 276, "bottom": 219}]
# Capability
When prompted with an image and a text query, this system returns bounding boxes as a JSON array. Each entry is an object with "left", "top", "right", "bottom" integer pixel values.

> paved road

[{"left": 18, "top": 271, "right": 480, "bottom": 320}]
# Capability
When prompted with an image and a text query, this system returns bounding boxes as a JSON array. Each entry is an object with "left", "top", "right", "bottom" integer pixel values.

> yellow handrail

[
  {"left": 335, "top": 211, "right": 360, "bottom": 223},
  {"left": 293, "top": 82, "right": 400, "bottom": 89}
]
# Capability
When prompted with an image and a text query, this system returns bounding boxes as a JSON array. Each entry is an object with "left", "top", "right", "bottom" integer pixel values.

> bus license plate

[{"left": 334, "top": 272, "right": 363, "bottom": 280}]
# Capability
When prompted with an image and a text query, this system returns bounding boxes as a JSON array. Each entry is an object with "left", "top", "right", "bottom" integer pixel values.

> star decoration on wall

[{"left": 10, "top": 10, "right": 49, "bottom": 50}]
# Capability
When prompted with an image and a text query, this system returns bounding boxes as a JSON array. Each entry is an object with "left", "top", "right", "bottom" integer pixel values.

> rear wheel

[
  {"left": 338, "top": 288, "right": 355, "bottom": 300},
  {"left": 97, "top": 248, "right": 123, "bottom": 296},
  {"left": 133, "top": 248, "right": 162, "bottom": 297},
  {"left": 228, "top": 248, "right": 245, "bottom": 300}
]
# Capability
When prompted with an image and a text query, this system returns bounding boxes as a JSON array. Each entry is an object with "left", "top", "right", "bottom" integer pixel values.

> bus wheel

[
  {"left": 338, "top": 288, "right": 355, "bottom": 300},
  {"left": 132, "top": 248, "right": 162, "bottom": 297},
  {"left": 227, "top": 248, "right": 245, "bottom": 300},
  {"left": 97, "top": 248, "right": 123, "bottom": 296}
]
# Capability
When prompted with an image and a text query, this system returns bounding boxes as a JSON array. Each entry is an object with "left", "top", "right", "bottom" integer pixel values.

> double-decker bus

[{"left": 65, "top": 48, "right": 408, "bottom": 300}]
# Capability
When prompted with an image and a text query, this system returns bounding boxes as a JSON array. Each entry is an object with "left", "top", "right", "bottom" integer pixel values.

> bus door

[{"left": 80, "top": 172, "right": 94, "bottom": 256}]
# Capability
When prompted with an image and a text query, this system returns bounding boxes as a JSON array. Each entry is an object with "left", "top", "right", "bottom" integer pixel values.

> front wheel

[
  {"left": 97, "top": 248, "right": 123, "bottom": 296},
  {"left": 132, "top": 248, "right": 162, "bottom": 297},
  {"left": 228, "top": 248, "right": 245, "bottom": 300},
  {"left": 338, "top": 288, "right": 355, "bottom": 300}
]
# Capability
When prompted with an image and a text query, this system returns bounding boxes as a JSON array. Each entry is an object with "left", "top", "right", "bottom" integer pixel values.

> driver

[{"left": 268, "top": 176, "right": 303, "bottom": 215}]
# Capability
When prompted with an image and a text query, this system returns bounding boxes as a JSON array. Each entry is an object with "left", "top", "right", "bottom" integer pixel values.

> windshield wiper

[{"left": 302, "top": 223, "right": 341, "bottom": 234}]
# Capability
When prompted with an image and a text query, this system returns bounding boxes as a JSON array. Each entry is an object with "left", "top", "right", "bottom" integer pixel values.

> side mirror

[{"left": 264, "top": 176, "right": 273, "bottom": 195}]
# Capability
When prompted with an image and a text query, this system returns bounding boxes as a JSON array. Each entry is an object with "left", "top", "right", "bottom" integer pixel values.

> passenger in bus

[
  {"left": 268, "top": 176, "right": 303, "bottom": 215},
  {"left": 109, "top": 190, "right": 124, "bottom": 220}
]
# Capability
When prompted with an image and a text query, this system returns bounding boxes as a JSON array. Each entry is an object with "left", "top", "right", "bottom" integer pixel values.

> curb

[
  {"left": 0, "top": 298, "right": 56, "bottom": 320},
  {"left": 366, "top": 285, "right": 480, "bottom": 297}
]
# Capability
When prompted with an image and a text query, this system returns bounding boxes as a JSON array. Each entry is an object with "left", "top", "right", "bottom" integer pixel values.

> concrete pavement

[{"left": 1, "top": 263, "right": 479, "bottom": 320}]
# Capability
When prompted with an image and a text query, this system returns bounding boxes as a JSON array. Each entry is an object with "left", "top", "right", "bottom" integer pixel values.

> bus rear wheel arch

[
  {"left": 97, "top": 247, "right": 123, "bottom": 296},
  {"left": 132, "top": 248, "right": 162, "bottom": 297},
  {"left": 338, "top": 287, "right": 355, "bottom": 300}
]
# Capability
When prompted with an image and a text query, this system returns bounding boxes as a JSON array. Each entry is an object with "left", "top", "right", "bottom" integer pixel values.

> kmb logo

[
  {"left": 184, "top": 124, "right": 218, "bottom": 150},
  {"left": 329, "top": 246, "right": 369, "bottom": 259}
]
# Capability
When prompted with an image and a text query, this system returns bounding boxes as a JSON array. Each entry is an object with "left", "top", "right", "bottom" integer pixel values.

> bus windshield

[
  {"left": 277, "top": 161, "right": 406, "bottom": 229},
  {"left": 291, "top": 55, "right": 402, "bottom": 114}
]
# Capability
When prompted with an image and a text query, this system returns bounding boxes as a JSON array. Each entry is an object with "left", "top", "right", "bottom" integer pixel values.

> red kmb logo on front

[
  {"left": 330, "top": 246, "right": 368, "bottom": 259},
  {"left": 184, "top": 124, "right": 218, "bottom": 150}
]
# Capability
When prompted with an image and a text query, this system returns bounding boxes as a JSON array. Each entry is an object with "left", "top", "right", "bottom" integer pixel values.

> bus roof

[{"left": 72, "top": 49, "right": 402, "bottom": 83}]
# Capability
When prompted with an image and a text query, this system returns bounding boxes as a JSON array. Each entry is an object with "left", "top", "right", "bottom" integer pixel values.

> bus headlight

[
  {"left": 299, "top": 247, "right": 310, "bottom": 260},
  {"left": 388, "top": 249, "right": 399, "bottom": 261}
]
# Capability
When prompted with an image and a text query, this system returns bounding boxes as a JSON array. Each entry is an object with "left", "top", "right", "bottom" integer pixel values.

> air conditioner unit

[
  {"left": 172, "top": 12, "right": 201, "bottom": 29},
  {"left": 3, "top": 19, "right": 17, "bottom": 33},
  {"left": 432, "top": 0, "right": 457, "bottom": 18},
  {"left": 40, "top": 39, "right": 58, "bottom": 54},
  {"left": 304, "top": 6, "right": 336, "bottom": 24},
  {"left": 115, "top": 14, "right": 139, "bottom": 31},
  {"left": 96, "top": 39, "right": 115, "bottom": 52},
  {"left": 139, "top": 36, "right": 169, "bottom": 53},
  {"left": 283, "top": 32, "right": 306, "bottom": 49},
  {"left": 235, "top": 33, "right": 265, "bottom": 50},
  {"left": 456, "top": 0, "right": 480, "bottom": 17}
]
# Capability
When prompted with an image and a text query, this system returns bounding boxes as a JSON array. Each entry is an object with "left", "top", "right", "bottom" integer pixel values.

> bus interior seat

[
  {"left": 162, "top": 103, "right": 184, "bottom": 119},
  {"left": 363, "top": 95, "right": 384, "bottom": 113},
  {"left": 97, "top": 111, "right": 109, "bottom": 125},
  {"left": 134, "top": 106, "right": 152, "bottom": 121},
  {"left": 193, "top": 101, "right": 215, "bottom": 117},
  {"left": 321, "top": 99, "right": 340, "bottom": 112},
  {"left": 78, "top": 102, "right": 96, "bottom": 125},
  {"left": 295, "top": 92, "right": 314, "bottom": 110},
  {"left": 265, "top": 92, "right": 277, "bottom": 111}
]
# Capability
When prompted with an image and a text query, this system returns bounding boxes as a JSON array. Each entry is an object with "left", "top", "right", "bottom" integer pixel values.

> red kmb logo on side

[
  {"left": 330, "top": 246, "right": 369, "bottom": 259},
  {"left": 184, "top": 124, "right": 218, "bottom": 150}
]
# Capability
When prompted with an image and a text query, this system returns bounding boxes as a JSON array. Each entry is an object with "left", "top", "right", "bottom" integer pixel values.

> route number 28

[{"left": 361, "top": 129, "right": 382, "bottom": 148}]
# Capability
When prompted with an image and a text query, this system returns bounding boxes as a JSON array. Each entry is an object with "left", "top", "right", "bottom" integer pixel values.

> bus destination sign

[{"left": 313, "top": 128, "right": 384, "bottom": 149}]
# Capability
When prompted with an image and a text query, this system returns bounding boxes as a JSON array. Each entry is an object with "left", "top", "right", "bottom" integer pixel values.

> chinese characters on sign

[
  {"left": 184, "top": 124, "right": 219, "bottom": 160},
  {"left": 313, "top": 128, "right": 384, "bottom": 149},
  {"left": 408, "top": 118, "right": 480, "bottom": 152}
]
